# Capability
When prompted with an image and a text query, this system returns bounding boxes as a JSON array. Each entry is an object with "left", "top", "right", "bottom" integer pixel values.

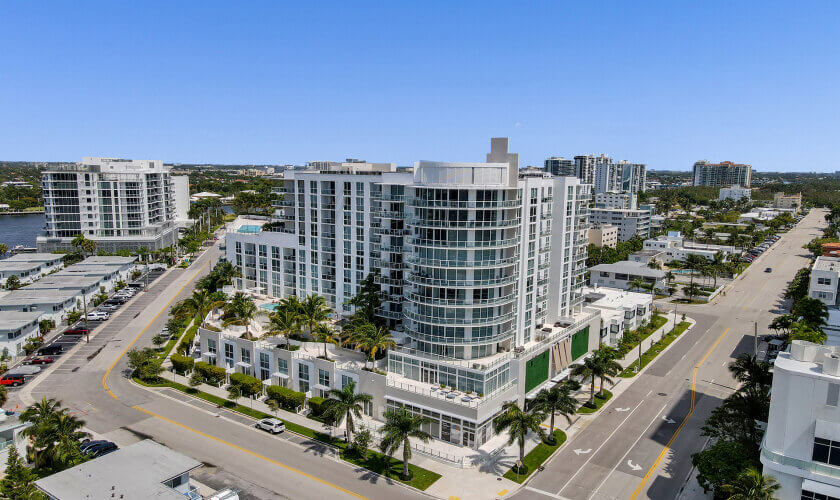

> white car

[
  {"left": 256, "top": 418, "right": 285, "bottom": 434},
  {"left": 86, "top": 311, "right": 109, "bottom": 321}
]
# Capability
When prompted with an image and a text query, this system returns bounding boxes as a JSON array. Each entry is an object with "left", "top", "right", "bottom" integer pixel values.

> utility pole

[
  {"left": 754, "top": 321, "right": 758, "bottom": 357},
  {"left": 82, "top": 293, "right": 89, "bottom": 343}
]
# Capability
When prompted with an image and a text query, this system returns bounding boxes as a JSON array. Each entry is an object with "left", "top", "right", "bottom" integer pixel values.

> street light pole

[{"left": 754, "top": 321, "right": 758, "bottom": 357}]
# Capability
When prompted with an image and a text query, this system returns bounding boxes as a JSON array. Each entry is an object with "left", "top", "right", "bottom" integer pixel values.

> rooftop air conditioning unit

[
  {"left": 514, "top": 346, "right": 525, "bottom": 353},
  {"left": 825, "top": 353, "right": 840, "bottom": 377}
]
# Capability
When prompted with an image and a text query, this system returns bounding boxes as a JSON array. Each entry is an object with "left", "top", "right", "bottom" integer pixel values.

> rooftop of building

[
  {"left": 228, "top": 216, "right": 271, "bottom": 234},
  {"left": 47, "top": 157, "right": 168, "bottom": 174},
  {"left": 814, "top": 256, "right": 840, "bottom": 272},
  {"left": 74, "top": 256, "right": 137, "bottom": 266},
  {"left": 0, "top": 310, "right": 42, "bottom": 331},
  {"left": 774, "top": 341, "right": 840, "bottom": 383},
  {"left": 1, "top": 253, "right": 64, "bottom": 263},
  {"left": 590, "top": 260, "right": 667, "bottom": 278},
  {"left": 0, "top": 261, "right": 45, "bottom": 272},
  {"left": 24, "top": 275, "right": 104, "bottom": 290},
  {"left": 35, "top": 440, "right": 201, "bottom": 500},
  {"left": 582, "top": 286, "right": 651, "bottom": 309},
  {"left": 0, "top": 288, "right": 79, "bottom": 305},
  {"left": 632, "top": 249, "right": 666, "bottom": 257}
]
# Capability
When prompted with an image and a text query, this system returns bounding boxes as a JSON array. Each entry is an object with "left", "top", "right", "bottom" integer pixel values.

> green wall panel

[
  {"left": 571, "top": 326, "right": 590, "bottom": 360},
  {"left": 525, "top": 349, "right": 549, "bottom": 393}
]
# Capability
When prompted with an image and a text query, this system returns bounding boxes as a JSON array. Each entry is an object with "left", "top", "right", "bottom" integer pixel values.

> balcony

[{"left": 761, "top": 443, "right": 840, "bottom": 480}]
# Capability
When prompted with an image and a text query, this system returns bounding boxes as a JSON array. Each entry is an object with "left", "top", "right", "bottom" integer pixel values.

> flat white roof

[
  {"left": 583, "top": 286, "right": 652, "bottom": 309},
  {"left": 76, "top": 256, "right": 137, "bottom": 266},
  {"left": 35, "top": 440, "right": 201, "bottom": 500},
  {"left": 814, "top": 256, "right": 840, "bottom": 272},
  {"left": 590, "top": 260, "right": 666, "bottom": 278},
  {"left": 2, "top": 253, "right": 64, "bottom": 263},
  {"left": 0, "top": 310, "right": 42, "bottom": 331}
]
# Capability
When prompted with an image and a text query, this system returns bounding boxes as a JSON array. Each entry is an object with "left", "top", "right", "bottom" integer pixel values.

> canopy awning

[{"left": 235, "top": 361, "right": 252, "bottom": 368}]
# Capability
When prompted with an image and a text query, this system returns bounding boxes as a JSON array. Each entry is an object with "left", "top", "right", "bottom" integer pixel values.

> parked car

[
  {"left": 24, "top": 356, "right": 55, "bottom": 365},
  {"left": 99, "top": 304, "right": 119, "bottom": 312},
  {"left": 85, "top": 441, "right": 118, "bottom": 458},
  {"left": 256, "top": 418, "right": 286, "bottom": 434},
  {"left": 64, "top": 327, "right": 88, "bottom": 335},
  {"left": 38, "top": 344, "right": 63, "bottom": 356},
  {"left": 106, "top": 297, "right": 127, "bottom": 305},
  {"left": 79, "top": 440, "right": 109, "bottom": 454},
  {"left": 765, "top": 267, "right": 772, "bottom": 273},
  {"left": 86, "top": 311, "right": 109, "bottom": 321},
  {"left": 0, "top": 374, "right": 25, "bottom": 386}
]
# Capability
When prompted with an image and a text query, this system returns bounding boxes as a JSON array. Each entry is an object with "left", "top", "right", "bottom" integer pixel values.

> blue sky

[{"left": 1, "top": 1, "right": 837, "bottom": 171}]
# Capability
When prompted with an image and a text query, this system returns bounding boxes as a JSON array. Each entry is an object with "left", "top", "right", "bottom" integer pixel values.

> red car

[
  {"left": 0, "top": 374, "right": 25, "bottom": 386},
  {"left": 64, "top": 328, "right": 88, "bottom": 335},
  {"left": 24, "top": 356, "right": 55, "bottom": 365}
]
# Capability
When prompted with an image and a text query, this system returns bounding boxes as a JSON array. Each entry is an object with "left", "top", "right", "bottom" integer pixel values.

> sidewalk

[{"left": 619, "top": 311, "right": 679, "bottom": 369}]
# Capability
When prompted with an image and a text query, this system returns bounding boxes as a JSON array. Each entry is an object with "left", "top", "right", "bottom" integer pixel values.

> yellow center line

[
  {"left": 629, "top": 327, "right": 730, "bottom": 500},
  {"left": 101, "top": 258, "right": 369, "bottom": 500}
]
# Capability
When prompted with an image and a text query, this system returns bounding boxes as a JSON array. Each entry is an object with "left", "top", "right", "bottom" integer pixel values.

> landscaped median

[
  {"left": 132, "top": 376, "right": 441, "bottom": 491},
  {"left": 502, "top": 430, "right": 567, "bottom": 483},
  {"left": 619, "top": 321, "right": 691, "bottom": 378},
  {"left": 576, "top": 389, "right": 613, "bottom": 414},
  {"left": 615, "top": 314, "right": 668, "bottom": 357}
]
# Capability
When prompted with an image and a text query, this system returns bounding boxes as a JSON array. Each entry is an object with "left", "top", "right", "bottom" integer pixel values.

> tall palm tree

[
  {"left": 710, "top": 251, "right": 726, "bottom": 288},
  {"left": 46, "top": 412, "right": 89, "bottom": 470},
  {"left": 722, "top": 467, "right": 779, "bottom": 500},
  {"left": 629, "top": 277, "right": 647, "bottom": 293},
  {"left": 531, "top": 386, "right": 577, "bottom": 443},
  {"left": 0, "top": 243, "right": 8, "bottom": 259},
  {"left": 728, "top": 353, "right": 773, "bottom": 390},
  {"left": 683, "top": 254, "right": 707, "bottom": 287},
  {"left": 181, "top": 289, "right": 224, "bottom": 326},
  {"left": 792, "top": 297, "right": 830, "bottom": 329},
  {"left": 379, "top": 407, "right": 432, "bottom": 480},
  {"left": 352, "top": 322, "right": 396, "bottom": 370},
  {"left": 322, "top": 381, "right": 373, "bottom": 443},
  {"left": 493, "top": 402, "right": 546, "bottom": 470},
  {"left": 571, "top": 349, "right": 621, "bottom": 405},
  {"left": 594, "top": 347, "right": 622, "bottom": 394},
  {"left": 267, "top": 306, "right": 299, "bottom": 348},
  {"left": 313, "top": 323, "right": 338, "bottom": 359},
  {"left": 299, "top": 294, "right": 331, "bottom": 338},
  {"left": 223, "top": 293, "right": 258, "bottom": 340}
]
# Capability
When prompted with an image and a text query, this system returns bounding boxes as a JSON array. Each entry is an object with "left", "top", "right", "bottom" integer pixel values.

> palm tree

[
  {"left": 267, "top": 306, "right": 299, "bottom": 348},
  {"left": 181, "top": 289, "right": 223, "bottom": 326},
  {"left": 571, "top": 349, "right": 621, "bottom": 406},
  {"left": 683, "top": 282, "right": 702, "bottom": 301},
  {"left": 0, "top": 243, "right": 8, "bottom": 259},
  {"left": 379, "top": 407, "right": 432, "bottom": 480},
  {"left": 531, "top": 386, "right": 577, "bottom": 443},
  {"left": 709, "top": 251, "right": 726, "bottom": 288},
  {"left": 629, "top": 277, "right": 647, "bottom": 293},
  {"left": 593, "top": 347, "right": 622, "bottom": 394},
  {"left": 769, "top": 314, "right": 794, "bottom": 336},
  {"left": 313, "top": 323, "right": 338, "bottom": 359},
  {"left": 46, "top": 412, "right": 89, "bottom": 470},
  {"left": 352, "top": 322, "right": 396, "bottom": 370},
  {"left": 299, "top": 294, "right": 331, "bottom": 338},
  {"left": 722, "top": 467, "right": 779, "bottom": 499},
  {"left": 728, "top": 353, "right": 773, "bottom": 390},
  {"left": 223, "top": 292, "right": 258, "bottom": 340},
  {"left": 683, "top": 254, "right": 707, "bottom": 287},
  {"left": 792, "top": 297, "right": 830, "bottom": 329},
  {"left": 322, "top": 381, "right": 373, "bottom": 443},
  {"left": 493, "top": 402, "right": 546, "bottom": 471}
]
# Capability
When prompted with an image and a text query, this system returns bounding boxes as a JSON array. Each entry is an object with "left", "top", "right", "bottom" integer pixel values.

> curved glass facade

[{"left": 403, "top": 187, "right": 521, "bottom": 358}]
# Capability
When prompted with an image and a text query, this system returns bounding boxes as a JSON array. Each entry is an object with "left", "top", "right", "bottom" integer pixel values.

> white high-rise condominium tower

[
  {"left": 574, "top": 154, "right": 611, "bottom": 185},
  {"left": 37, "top": 157, "right": 189, "bottom": 252},
  {"left": 593, "top": 160, "right": 646, "bottom": 195},
  {"left": 222, "top": 139, "right": 600, "bottom": 448}
]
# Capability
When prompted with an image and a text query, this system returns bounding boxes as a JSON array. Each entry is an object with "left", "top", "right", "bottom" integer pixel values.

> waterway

[{"left": 0, "top": 213, "right": 44, "bottom": 248}]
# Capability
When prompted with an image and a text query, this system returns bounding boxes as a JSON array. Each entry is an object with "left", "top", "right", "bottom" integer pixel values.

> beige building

[
  {"left": 774, "top": 192, "right": 802, "bottom": 211},
  {"left": 588, "top": 225, "right": 618, "bottom": 248}
]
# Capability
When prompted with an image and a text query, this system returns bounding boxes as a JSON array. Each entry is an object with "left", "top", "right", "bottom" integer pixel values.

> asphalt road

[
  {"left": 14, "top": 242, "right": 430, "bottom": 500},
  {"left": 511, "top": 208, "right": 826, "bottom": 500}
]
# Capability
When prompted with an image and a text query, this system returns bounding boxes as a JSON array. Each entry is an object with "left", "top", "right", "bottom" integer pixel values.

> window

[
  {"left": 318, "top": 369, "right": 330, "bottom": 387},
  {"left": 813, "top": 437, "right": 840, "bottom": 466},
  {"left": 277, "top": 358, "right": 288, "bottom": 375},
  {"left": 207, "top": 339, "right": 217, "bottom": 354},
  {"left": 818, "top": 277, "right": 833, "bottom": 285},
  {"left": 802, "top": 491, "right": 840, "bottom": 500},
  {"left": 240, "top": 348, "right": 251, "bottom": 365},
  {"left": 341, "top": 374, "right": 354, "bottom": 389},
  {"left": 259, "top": 352, "right": 270, "bottom": 380},
  {"left": 224, "top": 343, "right": 234, "bottom": 367},
  {"left": 298, "top": 363, "right": 310, "bottom": 380}
]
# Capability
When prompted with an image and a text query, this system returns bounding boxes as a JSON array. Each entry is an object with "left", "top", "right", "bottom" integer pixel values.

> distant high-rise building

[
  {"left": 543, "top": 157, "right": 575, "bottom": 177},
  {"left": 592, "top": 159, "right": 646, "bottom": 195},
  {"left": 574, "top": 155, "right": 611, "bottom": 185},
  {"left": 38, "top": 157, "right": 189, "bottom": 253},
  {"left": 692, "top": 160, "right": 752, "bottom": 187}
]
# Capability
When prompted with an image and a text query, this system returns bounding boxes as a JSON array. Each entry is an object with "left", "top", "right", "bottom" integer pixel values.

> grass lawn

[
  {"left": 616, "top": 315, "right": 668, "bottom": 356},
  {"left": 502, "top": 430, "right": 567, "bottom": 483},
  {"left": 133, "top": 376, "right": 441, "bottom": 490},
  {"left": 619, "top": 322, "right": 691, "bottom": 378},
  {"left": 576, "top": 389, "right": 613, "bottom": 414}
]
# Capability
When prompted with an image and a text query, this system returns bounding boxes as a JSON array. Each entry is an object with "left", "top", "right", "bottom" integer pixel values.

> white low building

[
  {"left": 588, "top": 260, "right": 666, "bottom": 291},
  {"left": 761, "top": 341, "right": 840, "bottom": 499},
  {"left": 643, "top": 231, "right": 739, "bottom": 262},
  {"left": 0, "top": 289, "right": 79, "bottom": 323},
  {"left": 0, "top": 253, "right": 65, "bottom": 286},
  {"left": 582, "top": 286, "right": 652, "bottom": 346},
  {"left": 718, "top": 185, "right": 751, "bottom": 202},
  {"left": 0, "top": 310, "right": 42, "bottom": 355},
  {"left": 808, "top": 256, "right": 840, "bottom": 345}
]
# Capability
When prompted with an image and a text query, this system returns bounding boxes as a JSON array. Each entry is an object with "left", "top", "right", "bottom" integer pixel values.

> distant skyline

[{"left": 1, "top": 1, "right": 838, "bottom": 172}]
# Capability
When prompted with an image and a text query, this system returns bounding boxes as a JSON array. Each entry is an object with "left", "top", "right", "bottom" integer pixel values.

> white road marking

[
  {"left": 627, "top": 460, "right": 642, "bottom": 471},
  {"left": 574, "top": 448, "right": 592, "bottom": 455},
  {"left": 557, "top": 398, "right": 646, "bottom": 495},
  {"left": 662, "top": 416, "right": 676, "bottom": 424},
  {"left": 525, "top": 486, "right": 564, "bottom": 499}
]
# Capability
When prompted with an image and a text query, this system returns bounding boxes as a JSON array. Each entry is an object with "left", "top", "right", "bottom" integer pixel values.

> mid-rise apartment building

[
  {"left": 37, "top": 157, "right": 190, "bottom": 252},
  {"left": 588, "top": 225, "right": 618, "bottom": 248},
  {"left": 692, "top": 160, "right": 752, "bottom": 187},
  {"left": 543, "top": 157, "right": 575, "bottom": 177},
  {"left": 761, "top": 341, "right": 840, "bottom": 499},
  {"left": 573, "top": 154, "right": 611, "bottom": 185},
  {"left": 593, "top": 192, "right": 636, "bottom": 210},
  {"left": 774, "top": 192, "right": 803, "bottom": 211},
  {"left": 218, "top": 139, "right": 601, "bottom": 449},
  {"left": 718, "top": 185, "right": 752, "bottom": 202},
  {"left": 589, "top": 207, "right": 651, "bottom": 241},
  {"left": 592, "top": 160, "right": 646, "bottom": 196}
]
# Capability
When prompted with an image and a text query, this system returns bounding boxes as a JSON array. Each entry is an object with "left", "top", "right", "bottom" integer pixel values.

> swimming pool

[
  {"left": 259, "top": 303, "right": 278, "bottom": 312},
  {"left": 238, "top": 225, "right": 262, "bottom": 234}
]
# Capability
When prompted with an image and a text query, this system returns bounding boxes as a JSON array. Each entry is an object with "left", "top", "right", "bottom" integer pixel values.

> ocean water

[{"left": 0, "top": 213, "right": 44, "bottom": 248}]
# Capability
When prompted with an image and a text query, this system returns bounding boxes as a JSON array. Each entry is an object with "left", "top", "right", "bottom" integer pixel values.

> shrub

[
  {"left": 177, "top": 325, "right": 199, "bottom": 355},
  {"left": 170, "top": 354, "right": 195, "bottom": 374},
  {"left": 307, "top": 396, "right": 330, "bottom": 417},
  {"left": 194, "top": 361, "right": 226, "bottom": 386},
  {"left": 38, "top": 319, "right": 55, "bottom": 335},
  {"left": 266, "top": 385, "right": 305, "bottom": 411},
  {"left": 229, "top": 372, "right": 263, "bottom": 398}
]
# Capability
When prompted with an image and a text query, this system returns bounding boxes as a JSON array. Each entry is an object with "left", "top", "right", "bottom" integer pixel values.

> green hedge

[
  {"left": 266, "top": 385, "right": 305, "bottom": 411},
  {"left": 308, "top": 396, "right": 330, "bottom": 416},
  {"left": 177, "top": 324, "right": 199, "bottom": 355},
  {"left": 229, "top": 372, "right": 263, "bottom": 397},
  {"left": 194, "top": 361, "right": 226, "bottom": 386},
  {"left": 170, "top": 354, "right": 194, "bottom": 374}
]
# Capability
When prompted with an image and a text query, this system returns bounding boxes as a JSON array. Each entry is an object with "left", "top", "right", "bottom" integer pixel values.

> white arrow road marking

[
  {"left": 574, "top": 448, "right": 592, "bottom": 455},
  {"left": 627, "top": 460, "right": 642, "bottom": 471},
  {"left": 662, "top": 416, "right": 676, "bottom": 424},
  {"left": 615, "top": 407, "right": 630, "bottom": 412}
]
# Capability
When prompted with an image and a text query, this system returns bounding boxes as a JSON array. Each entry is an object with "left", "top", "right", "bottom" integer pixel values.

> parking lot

[{"left": 3, "top": 267, "right": 169, "bottom": 390}]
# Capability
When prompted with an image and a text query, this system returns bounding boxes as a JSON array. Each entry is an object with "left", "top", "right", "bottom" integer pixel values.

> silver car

[{"left": 256, "top": 418, "right": 285, "bottom": 434}]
